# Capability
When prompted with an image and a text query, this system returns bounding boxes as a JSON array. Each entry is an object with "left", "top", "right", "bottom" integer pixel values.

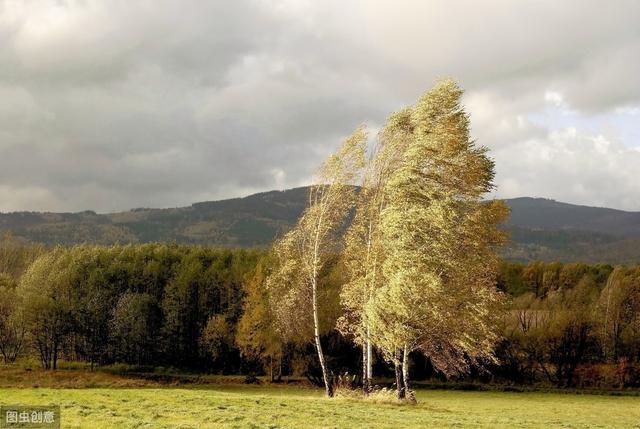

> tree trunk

[
  {"left": 402, "top": 344, "right": 410, "bottom": 394},
  {"left": 364, "top": 220, "right": 374, "bottom": 395},
  {"left": 362, "top": 344, "right": 368, "bottom": 394},
  {"left": 366, "top": 334, "right": 373, "bottom": 392},
  {"left": 312, "top": 277, "right": 333, "bottom": 397},
  {"left": 270, "top": 355, "right": 274, "bottom": 383},
  {"left": 277, "top": 354, "right": 282, "bottom": 382},
  {"left": 394, "top": 349, "right": 405, "bottom": 400}
]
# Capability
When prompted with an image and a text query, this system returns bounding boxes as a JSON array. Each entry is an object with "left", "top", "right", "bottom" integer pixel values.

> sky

[{"left": 0, "top": 0, "right": 639, "bottom": 213}]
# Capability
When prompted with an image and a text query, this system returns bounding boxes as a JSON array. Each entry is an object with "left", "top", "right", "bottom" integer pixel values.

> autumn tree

[
  {"left": 267, "top": 128, "right": 366, "bottom": 397},
  {"left": 338, "top": 110, "right": 415, "bottom": 393},
  {"left": 365, "top": 80, "right": 508, "bottom": 399},
  {"left": 237, "top": 256, "right": 285, "bottom": 381}
]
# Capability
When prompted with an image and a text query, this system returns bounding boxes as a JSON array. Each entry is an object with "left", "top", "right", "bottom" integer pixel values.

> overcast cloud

[{"left": 0, "top": 0, "right": 639, "bottom": 212}]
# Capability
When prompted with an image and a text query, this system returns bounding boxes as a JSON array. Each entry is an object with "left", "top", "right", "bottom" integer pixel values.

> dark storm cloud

[{"left": 0, "top": 0, "right": 639, "bottom": 212}]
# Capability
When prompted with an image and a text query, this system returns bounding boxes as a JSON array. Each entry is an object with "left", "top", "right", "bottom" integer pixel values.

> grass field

[{"left": 1, "top": 385, "right": 640, "bottom": 428}]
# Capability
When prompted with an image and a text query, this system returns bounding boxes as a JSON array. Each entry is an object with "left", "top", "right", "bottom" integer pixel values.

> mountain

[
  {"left": 505, "top": 197, "right": 640, "bottom": 237},
  {"left": 0, "top": 187, "right": 309, "bottom": 248},
  {"left": 502, "top": 197, "right": 640, "bottom": 263},
  {"left": 1, "top": 189, "right": 639, "bottom": 264}
]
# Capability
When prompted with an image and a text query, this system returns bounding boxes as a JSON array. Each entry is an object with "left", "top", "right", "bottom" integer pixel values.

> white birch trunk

[
  {"left": 366, "top": 332, "right": 372, "bottom": 391},
  {"left": 362, "top": 343, "right": 368, "bottom": 393},
  {"left": 394, "top": 349, "right": 405, "bottom": 400},
  {"left": 312, "top": 207, "right": 332, "bottom": 397},
  {"left": 402, "top": 343, "right": 410, "bottom": 393},
  {"left": 312, "top": 275, "right": 332, "bottom": 396}
]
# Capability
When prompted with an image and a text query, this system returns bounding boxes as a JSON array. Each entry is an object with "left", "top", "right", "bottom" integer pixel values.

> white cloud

[
  {"left": 492, "top": 126, "right": 640, "bottom": 210},
  {"left": 544, "top": 91, "right": 566, "bottom": 109}
]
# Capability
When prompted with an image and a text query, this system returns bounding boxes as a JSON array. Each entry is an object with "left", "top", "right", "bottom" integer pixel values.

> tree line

[
  {"left": 2, "top": 238, "right": 639, "bottom": 388},
  {"left": 0, "top": 240, "right": 260, "bottom": 371},
  {"left": 497, "top": 261, "right": 640, "bottom": 388}
]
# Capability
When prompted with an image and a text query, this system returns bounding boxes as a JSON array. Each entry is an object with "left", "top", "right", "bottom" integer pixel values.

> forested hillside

[
  {"left": 505, "top": 198, "right": 640, "bottom": 263},
  {"left": 1, "top": 188, "right": 639, "bottom": 263}
]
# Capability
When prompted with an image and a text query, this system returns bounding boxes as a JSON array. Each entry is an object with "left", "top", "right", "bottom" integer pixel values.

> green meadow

[{"left": 1, "top": 386, "right": 639, "bottom": 429}]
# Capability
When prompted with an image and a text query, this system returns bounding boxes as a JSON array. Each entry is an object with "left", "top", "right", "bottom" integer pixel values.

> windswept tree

[
  {"left": 267, "top": 128, "right": 366, "bottom": 397},
  {"left": 338, "top": 110, "right": 413, "bottom": 393},
  {"left": 366, "top": 80, "right": 509, "bottom": 399}
]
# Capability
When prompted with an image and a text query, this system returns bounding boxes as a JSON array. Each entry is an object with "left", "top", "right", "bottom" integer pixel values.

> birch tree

[
  {"left": 267, "top": 128, "right": 366, "bottom": 397},
  {"left": 366, "top": 79, "right": 508, "bottom": 399},
  {"left": 338, "top": 109, "right": 413, "bottom": 393}
]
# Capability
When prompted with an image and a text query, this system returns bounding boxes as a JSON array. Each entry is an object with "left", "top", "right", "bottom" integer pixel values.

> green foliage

[
  {"left": 236, "top": 256, "right": 283, "bottom": 376},
  {"left": 9, "top": 244, "right": 261, "bottom": 370},
  {"left": 19, "top": 248, "right": 76, "bottom": 369},
  {"left": 111, "top": 292, "right": 163, "bottom": 365},
  {"left": 0, "top": 273, "right": 25, "bottom": 363},
  {"left": 201, "top": 314, "right": 234, "bottom": 362}
]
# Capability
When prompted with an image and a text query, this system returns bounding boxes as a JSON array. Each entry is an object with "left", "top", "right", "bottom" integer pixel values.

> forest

[{"left": 1, "top": 233, "right": 639, "bottom": 391}]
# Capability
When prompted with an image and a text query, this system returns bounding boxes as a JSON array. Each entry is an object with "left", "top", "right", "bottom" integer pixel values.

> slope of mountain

[
  {"left": 505, "top": 197, "right": 640, "bottom": 237},
  {"left": 0, "top": 188, "right": 309, "bottom": 247},
  {"left": 502, "top": 197, "right": 640, "bottom": 263},
  {"left": 1, "top": 189, "right": 639, "bottom": 263}
]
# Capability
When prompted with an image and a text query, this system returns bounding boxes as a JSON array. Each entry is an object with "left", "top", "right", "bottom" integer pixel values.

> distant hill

[
  {"left": 1, "top": 189, "right": 639, "bottom": 264},
  {"left": 505, "top": 197, "right": 640, "bottom": 237},
  {"left": 0, "top": 187, "right": 309, "bottom": 247},
  {"left": 503, "top": 197, "right": 640, "bottom": 264}
]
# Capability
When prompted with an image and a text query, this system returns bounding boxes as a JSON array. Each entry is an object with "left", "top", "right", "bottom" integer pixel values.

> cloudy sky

[{"left": 1, "top": 0, "right": 639, "bottom": 213}]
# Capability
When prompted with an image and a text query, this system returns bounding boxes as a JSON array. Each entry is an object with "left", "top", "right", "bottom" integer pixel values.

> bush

[{"left": 574, "top": 362, "right": 640, "bottom": 389}]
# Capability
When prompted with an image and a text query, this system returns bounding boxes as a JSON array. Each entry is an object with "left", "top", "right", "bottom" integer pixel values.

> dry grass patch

[{"left": 0, "top": 366, "right": 161, "bottom": 389}]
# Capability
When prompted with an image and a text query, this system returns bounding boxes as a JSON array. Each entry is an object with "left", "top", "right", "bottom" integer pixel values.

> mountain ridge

[{"left": 1, "top": 187, "right": 639, "bottom": 263}]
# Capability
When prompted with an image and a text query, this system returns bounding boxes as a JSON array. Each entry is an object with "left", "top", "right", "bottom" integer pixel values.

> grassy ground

[{"left": 1, "top": 384, "right": 639, "bottom": 428}]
